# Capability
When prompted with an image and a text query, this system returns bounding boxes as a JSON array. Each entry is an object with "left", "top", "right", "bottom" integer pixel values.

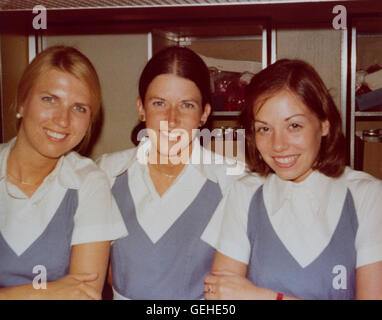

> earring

[
  {"left": 16, "top": 113, "right": 22, "bottom": 119},
  {"left": 139, "top": 114, "right": 145, "bottom": 122},
  {"left": 199, "top": 120, "right": 205, "bottom": 127}
]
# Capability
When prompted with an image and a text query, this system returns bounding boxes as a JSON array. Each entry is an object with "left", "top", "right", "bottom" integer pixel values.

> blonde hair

[{"left": 17, "top": 45, "right": 102, "bottom": 153}]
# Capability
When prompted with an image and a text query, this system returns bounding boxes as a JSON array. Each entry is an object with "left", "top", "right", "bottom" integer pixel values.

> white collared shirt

[
  {"left": 97, "top": 137, "right": 244, "bottom": 246},
  {"left": 215, "top": 168, "right": 382, "bottom": 269},
  {"left": 0, "top": 138, "right": 128, "bottom": 256}
]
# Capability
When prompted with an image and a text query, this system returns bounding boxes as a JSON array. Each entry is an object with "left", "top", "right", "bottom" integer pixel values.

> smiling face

[
  {"left": 17, "top": 68, "right": 93, "bottom": 161},
  {"left": 137, "top": 73, "right": 210, "bottom": 162},
  {"left": 253, "top": 89, "right": 329, "bottom": 183}
]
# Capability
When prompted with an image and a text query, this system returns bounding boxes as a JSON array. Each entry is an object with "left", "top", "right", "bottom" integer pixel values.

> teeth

[
  {"left": 45, "top": 129, "right": 66, "bottom": 140},
  {"left": 162, "top": 131, "right": 181, "bottom": 140},
  {"left": 275, "top": 155, "right": 298, "bottom": 164}
]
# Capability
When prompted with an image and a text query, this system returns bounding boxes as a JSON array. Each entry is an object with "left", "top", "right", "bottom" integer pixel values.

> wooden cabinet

[{"left": 350, "top": 16, "right": 382, "bottom": 179}]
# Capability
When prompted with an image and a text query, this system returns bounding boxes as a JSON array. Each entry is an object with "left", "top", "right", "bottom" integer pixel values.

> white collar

[
  {"left": 263, "top": 170, "right": 348, "bottom": 268},
  {"left": 0, "top": 137, "right": 85, "bottom": 190},
  {"left": 109, "top": 136, "right": 220, "bottom": 184}
]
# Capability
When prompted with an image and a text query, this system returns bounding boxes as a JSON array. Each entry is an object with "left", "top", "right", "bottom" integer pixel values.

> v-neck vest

[
  {"left": 0, "top": 189, "right": 78, "bottom": 287},
  {"left": 110, "top": 170, "right": 222, "bottom": 299},
  {"left": 247, "top": 186, "right": 358, "bottom": 300}
]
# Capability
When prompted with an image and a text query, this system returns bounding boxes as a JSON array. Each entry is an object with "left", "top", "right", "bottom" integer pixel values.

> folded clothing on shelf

[
  {"left": 365, "top": 69, "right": 382, "bottom": 91},
  {"left": 356, "top": 87, "right": 382, "bottom": 111},
  {"left": 356, "top": 64, "right": 382, "bottom": 111}
]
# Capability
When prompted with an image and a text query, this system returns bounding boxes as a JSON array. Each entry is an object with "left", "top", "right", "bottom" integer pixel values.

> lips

[
  {"left": 44, "top": 128, "right": 68, "bottom": 141},
  {"left": 273, "top": 155, "right": 299, "bottom": 168},
  {"left": 161, "top": 130, "right": 182, "bottom": 141}
]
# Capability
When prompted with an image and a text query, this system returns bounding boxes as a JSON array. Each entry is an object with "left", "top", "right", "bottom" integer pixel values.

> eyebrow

[{"left": 255, "top": 113, "right": 307, "bottom": 124}]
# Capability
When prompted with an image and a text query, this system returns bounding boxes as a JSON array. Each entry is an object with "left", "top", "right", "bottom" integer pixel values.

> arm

[
  {"left": 107, "top": 263, "right": 113, "bottom": 287},
  {"left": 0, "top": 274, "right": 98, "bottom": 300},
  {"left": 68, "top": 241, "right": 111, "bottom": 297},
  {"left": 204, "top": 251, "right": 299, "bottom": 300},
  {"left": 356, "top": 261, "right": 382, "bottom": 299},
  {"left": 0, "top": 242, "right": 110, "bottom": 300}
]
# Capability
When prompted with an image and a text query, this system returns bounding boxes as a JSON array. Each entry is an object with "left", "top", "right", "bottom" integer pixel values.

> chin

[{"left": 37, "top": 145, "right": 73, "bottom": 159}]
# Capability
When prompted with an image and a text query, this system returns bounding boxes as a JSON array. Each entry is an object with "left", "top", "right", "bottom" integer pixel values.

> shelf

[
  {"left": 355, "top": 111, "right": 382, "bottom": 117},
  {"left": 212, "top": 111, "right": 241, "bottom": 116}
]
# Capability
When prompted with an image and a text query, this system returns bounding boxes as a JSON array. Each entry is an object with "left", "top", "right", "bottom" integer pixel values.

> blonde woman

[{"left": 0, "top": 46, "right": 127, "bottom": 299}]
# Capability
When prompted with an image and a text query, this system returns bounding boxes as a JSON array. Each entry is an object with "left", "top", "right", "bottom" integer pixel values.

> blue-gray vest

[
  {"left": 0, "top": 189, "right": 78, "bottom": 288},
  {"left": 111, "top": 170, "right": 222, "bottom": 299},
  {"left": 247, "top": 186, "right": 358, "bottom": 300}
]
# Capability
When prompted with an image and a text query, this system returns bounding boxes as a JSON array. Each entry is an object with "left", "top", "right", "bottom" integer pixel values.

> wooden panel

[{"left": 1, "top": 33, "right": 29, "bottom": 142}]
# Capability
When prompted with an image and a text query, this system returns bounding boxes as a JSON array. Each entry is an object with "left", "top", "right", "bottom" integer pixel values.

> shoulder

[
  {"left": 0, "top": 142, "right": 7, "bottom": 153},
  {"left": 61, "top": 152, "right": 110, "bottom": 189},
  {"left": 198, "top": 146, "right": 249, "bottom": 195},
  {"left": 226, "top": 172, "right": 265, "bottom": 206},
  {"left": 0, "top": 138, "right": 16, "bottom": 155},
  {"left": 343, "top": 167, "right": 382, "bottom": 198},
  {"left": 96, "top": 147, "right": 137, "bottom": 179},
  {"left": 340, "top": 167, "right": 382, "bottom": 218}
]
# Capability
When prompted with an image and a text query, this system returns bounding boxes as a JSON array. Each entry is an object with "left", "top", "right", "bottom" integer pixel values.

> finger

[
  {"left": 204, "top": 275, "right": 218, "bottom": 284},
  {"left": 71, "top": 273, "right": 98, "bottom": 282},
  {"left": 79, "top": 283, "right": 102, "bottom": 300},
  {"left": 204, "top": 284, "right": 217, "bottom": 300},
  {"left": 211, "top": 270, "right": 237, "bottom": 277}
]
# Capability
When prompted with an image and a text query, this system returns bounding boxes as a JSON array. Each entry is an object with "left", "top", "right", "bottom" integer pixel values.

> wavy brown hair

[{"left": 240, "top": 59, "right": 346, "bottom": 177}]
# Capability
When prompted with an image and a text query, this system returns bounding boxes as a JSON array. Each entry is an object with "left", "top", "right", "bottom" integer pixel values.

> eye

[
  {"left": 152, "top": 100, "right": 166, "bottom": 107},
  {"left": 73, "top": 105, "right": 88, "bottom": 113},
  {"left": 181, "top": 102, "right": 196, "bottom": 109},
  {"left": 289, "top": 122, "right": 302, "bottom": 131},
  {"left": 41, "top": 96, "right": 55, "bottom": 103},
  {"left": 255, "top": 126, "right": 270, "bottom": 134}
]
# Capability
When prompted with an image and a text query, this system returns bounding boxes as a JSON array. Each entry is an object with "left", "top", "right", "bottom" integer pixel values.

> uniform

[
  {"left": 0, "top": 138, "right": 128, "bottom": 287},
  {"left": 97, "top": 138, "right": 242, "bottom": 299},
  {"left": 215, "top": 168, "right": 382, "bottom": 299}
]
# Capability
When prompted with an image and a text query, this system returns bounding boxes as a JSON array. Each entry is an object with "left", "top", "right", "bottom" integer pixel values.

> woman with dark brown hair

[
  {"left": 204, "top": 59, "right": 382, "bottom": 300},
  {"left": 97, "top": 46, "right": 241, "bottom": 299}
]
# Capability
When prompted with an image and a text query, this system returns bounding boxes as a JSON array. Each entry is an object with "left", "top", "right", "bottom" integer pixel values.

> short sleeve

[
  {"left": 351, "top": 175, "right": 382, "bottom": 268},
  {"left": 213, "top": 176, "right": 262, "bottom": 264},
  {"left": 71, "top": 169, "right": 128, "bottom": 245}
]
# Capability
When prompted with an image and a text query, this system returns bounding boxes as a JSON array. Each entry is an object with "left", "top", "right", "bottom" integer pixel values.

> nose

[
  {"left": 167, "top": 106, "right": 178, "bottom": 128},
  {"left": 272, "top": 129, "right": 288, "bottom": 153},
  {"left": 53, "top": 107, "right": 70, "bottom": 128}
]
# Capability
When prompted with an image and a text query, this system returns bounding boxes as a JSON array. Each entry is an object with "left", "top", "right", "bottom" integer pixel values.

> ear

[
  {"left": 136, "top": 97, "right": 145, "bottom": 121},
  {"left": 321, "top": 119, "right": 330, "bottom": 137},
  {"left": 200, "top": 103, "right": 211, "bottom": 125},
  {"left": 18, "top": 106, "right": 24, "bottom": 117}
]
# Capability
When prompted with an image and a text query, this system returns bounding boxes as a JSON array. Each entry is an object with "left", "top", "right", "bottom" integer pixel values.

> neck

[{"left": 7, "top": 138, "right": 59, "bottom": 185}]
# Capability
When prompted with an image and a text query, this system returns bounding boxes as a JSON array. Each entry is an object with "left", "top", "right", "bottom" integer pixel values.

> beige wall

[
  {"left": 188, "top": 39, "right": 262, "bottom": 62},
  {"left": 357, "top": 36, "right": 382, "bottom": 70},
  {"left": 44, "top": 34, "right": 148, "bottom": 159},
  {"left": 1, "top": 33, "right": 29, "bottom": 142},
  {"left": 276, "top": 28, "right": 343, "bottom": 112}
]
